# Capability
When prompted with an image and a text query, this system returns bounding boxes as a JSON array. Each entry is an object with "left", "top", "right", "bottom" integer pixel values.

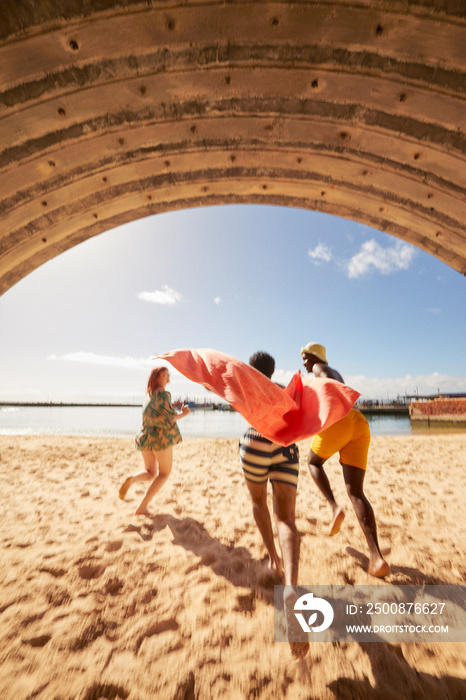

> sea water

[{"left": 0, "top": 405, "right": 412, "bottom": 438}]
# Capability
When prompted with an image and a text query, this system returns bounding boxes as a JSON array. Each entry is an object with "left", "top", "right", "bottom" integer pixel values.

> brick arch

[{"left": 1, "top": 0, "right": 465, "bottom": 294}]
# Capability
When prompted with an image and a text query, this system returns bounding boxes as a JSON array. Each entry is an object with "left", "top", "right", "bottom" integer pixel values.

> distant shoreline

[
  {"left": 1, "top": 402, "right": 140, "bottom": 408},
  {"left": 1, "top": 401, "right": 409, "bottom": 415},
  {"left": 0, "top": 401, "right": 233, "bottom": 410}
]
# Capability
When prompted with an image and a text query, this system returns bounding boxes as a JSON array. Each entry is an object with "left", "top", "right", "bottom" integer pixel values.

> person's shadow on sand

[
  {"left": 345, "top": 547, "right": 454, "bottom": 586},
  {"left": 126, "top": 517, "right": 465, "bottom": 695},
  {"left": 130, "top": 513, "right": 277, "bottom": 600},
  {"left": 329, "top": 640, "right": 466, "bottom": 699}
]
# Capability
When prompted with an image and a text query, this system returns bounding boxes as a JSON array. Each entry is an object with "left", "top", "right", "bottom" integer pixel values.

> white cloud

[
  {"left": 86, "top": 391, "right": 144, "bottom": 398},
  {"left": 428, "top": 308, "right": 442, "bottom": 314},
  {"left": 0, "top": 389, "right": 42, "bottom": 397},
  {"left": 273, "top": 369, "right": 295, "bottom": 386},
  {"left": 345, "top": 372, "right": 466, "bottom": 400},
  {"left": 308, "top": 243, "right": 332, "bottom": 264},
  {"left": 137, "top": 285, "right": 183, "bottom": 305},
  {"left": 273, "top": 368, "right": 466, "bottom": 401},
  {"left": 347, "top": 239, "right": 416, "bottom": 279},
  {"left": 48, "top": 352, "right": 153, "bottom": 371},
  {"left": 46, "top": 353, "right": 205, "bottom": 393},
  {"left": 214, "top": 296, "right": 221, "bottom": 305}
]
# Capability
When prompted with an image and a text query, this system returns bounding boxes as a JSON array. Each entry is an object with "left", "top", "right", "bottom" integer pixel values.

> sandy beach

[{"left": 1, "top": 433, "right": 465, "bottom": 699}]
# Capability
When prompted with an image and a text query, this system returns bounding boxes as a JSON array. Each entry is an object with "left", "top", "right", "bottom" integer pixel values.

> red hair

[{"left": 147, "top": 367, "right": 168, "bottom": 393}]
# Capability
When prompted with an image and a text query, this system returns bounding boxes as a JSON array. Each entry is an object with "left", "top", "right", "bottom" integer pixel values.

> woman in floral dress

[{"left": 119, "top": 366, "right": 190, "bottom": 515}]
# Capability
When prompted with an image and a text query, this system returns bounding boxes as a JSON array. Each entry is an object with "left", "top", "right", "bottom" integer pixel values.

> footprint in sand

[
  {"left": 70, "top": 618, "right": 117, "bottom": 651},
  {"left": 105, "top": 539, "right": 123, "bottom": 552},
  {"left": 81, "top": 684, "right": 129, "bottom": 700},
  {"left": 78, "top": 563, "right": 107, "bottom": 580},
  {"left": 134, "top": 619, "right": 180, "bottom": 654},
  {"left": 23, "top": 634, "right": 51, "bottom": 647},
  {"left": 20, "top": 611, "right": 46, "bottom": 628},
  {"left": 102, "top": 577, "right": 124, "bottom": 596},
  {"left": 39, "top": 566, "right": 66, "bottom": 578},
  {"left": 249, "top": 674, "right": 273, "bottom": 698},
  {"left": 46, "top": 587, "right": 71, "bottom": 606},
  {"left": 140, "top": 587, "right": 158, "bottom": 604}
]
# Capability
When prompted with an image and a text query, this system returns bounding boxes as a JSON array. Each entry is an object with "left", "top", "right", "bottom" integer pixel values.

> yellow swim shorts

[{"left": 310, "top": 409, "right": 370, "bottom": 470}]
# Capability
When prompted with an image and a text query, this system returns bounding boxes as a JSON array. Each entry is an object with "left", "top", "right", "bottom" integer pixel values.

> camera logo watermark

[
  {"left": 275, "top": 585, "right": 466, "bottom": 643},
  {"left": 294, "top": 592, "right": 334, "bottom": 633}
]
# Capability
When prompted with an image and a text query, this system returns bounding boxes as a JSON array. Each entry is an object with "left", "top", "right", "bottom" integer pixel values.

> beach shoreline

[{"left": 1, "top": 434, "right": 465, "bottom": 699}]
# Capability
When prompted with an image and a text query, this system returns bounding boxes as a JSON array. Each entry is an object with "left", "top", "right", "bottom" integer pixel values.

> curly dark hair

[{"left": 249, "top": 351, "right": 275, "bottom": 379}]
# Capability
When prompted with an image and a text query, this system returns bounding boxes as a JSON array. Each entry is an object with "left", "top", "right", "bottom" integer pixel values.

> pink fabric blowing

[{"left": 156, "top": 348, "right": 360, "bottom": 446}]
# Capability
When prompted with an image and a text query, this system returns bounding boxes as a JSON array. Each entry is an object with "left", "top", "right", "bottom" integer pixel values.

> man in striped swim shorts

[
  {"left": 301, "top": 342, "right": 390, "bottom": 578},
  {"left": 240, "top": 351, "right": 309, "bottom": 660},
  {"left": 239, "top": 354, "right": 301, "bottom": 579}
]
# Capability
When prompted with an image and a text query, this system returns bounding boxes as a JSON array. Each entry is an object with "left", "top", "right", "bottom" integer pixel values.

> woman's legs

[
  {"left": 135, "top": 446, "right": 173, "bottom": 515},
  {"left": 119, "top": 450, "right": 157, "bottom": 500}
]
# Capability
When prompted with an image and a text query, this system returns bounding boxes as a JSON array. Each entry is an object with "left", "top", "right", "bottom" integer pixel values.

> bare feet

[
  {"left": 119, "top": 477, "right": 132, "bottom": 500},
  {"left": 265, "top": 555, "right": 283, "bottom": 581},
  {"left": 368, "top": 557, "right": 390, "bottom": 578},
  {"left": 135, "top": 508, "right": 153, "bottom": 516},
  {"left": 283, "top": 587, "right": 310, "bottom": 660},
  {"left": 329, "top": 507, "right": 345, "bottom": 536},
  {"left": 258, "top": 559, "right": 284, "bottom": 588}
]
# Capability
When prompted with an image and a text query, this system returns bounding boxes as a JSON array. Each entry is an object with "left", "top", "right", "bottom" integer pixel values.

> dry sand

[{"left": 0, "top": 433, "right": 465, "bottom": 699}]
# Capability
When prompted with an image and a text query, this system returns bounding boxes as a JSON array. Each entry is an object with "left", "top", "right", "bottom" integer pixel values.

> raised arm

[{"left": 173, "top": 403, "right": 190, "bottom": 421}]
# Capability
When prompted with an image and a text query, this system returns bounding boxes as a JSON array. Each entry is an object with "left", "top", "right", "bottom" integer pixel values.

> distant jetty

[
  {"left": 0, "top": 400, "right": 234, "bottom": 410},
  {"left": 3, "top": 397, "right": 466, "bottom": 426},
  {"left": 356, "top": 402, "right": 409, "bottom": 416},
  {"left": 0, "top": 400, "right": 409, "bottom": 416},
  {"left": 408, "top": 396, "right": 466, "bottom": 427},
  {"left": 0, "top": 402, "right": 140, "bottom": 408}
]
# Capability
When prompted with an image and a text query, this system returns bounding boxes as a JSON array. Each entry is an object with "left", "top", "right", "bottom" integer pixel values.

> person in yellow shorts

[{"left": 301, "top": 342, "right": 390, "bottom": 578}]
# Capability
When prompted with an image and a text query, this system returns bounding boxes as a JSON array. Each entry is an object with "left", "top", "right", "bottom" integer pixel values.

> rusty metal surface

[{"left": 1, "top": 0, "right": 465, "bottom": 293}]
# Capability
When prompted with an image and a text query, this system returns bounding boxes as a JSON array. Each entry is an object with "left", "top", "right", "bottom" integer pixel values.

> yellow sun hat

[{"left": 300, "top": 342, "right": 327, "bottom": 364}]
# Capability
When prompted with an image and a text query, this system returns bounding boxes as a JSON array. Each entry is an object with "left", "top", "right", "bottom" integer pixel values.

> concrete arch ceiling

[{"left": 0, "top": 1, "right": 465, "bottom": 294}]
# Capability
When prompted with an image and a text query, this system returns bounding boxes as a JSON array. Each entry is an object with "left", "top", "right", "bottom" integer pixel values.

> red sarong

[{"left": 156, "top": 348, "right": 360, "bottom": 446}]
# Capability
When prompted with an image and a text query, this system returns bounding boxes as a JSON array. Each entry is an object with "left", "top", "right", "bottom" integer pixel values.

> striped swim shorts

[{"left": 239, "top": 427, "right": 299, "bottom": 487}]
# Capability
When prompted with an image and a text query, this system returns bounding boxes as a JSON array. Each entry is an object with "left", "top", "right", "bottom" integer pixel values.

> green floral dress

[{"left": 135, "top": 390, "right": 182, "bottom": 451}]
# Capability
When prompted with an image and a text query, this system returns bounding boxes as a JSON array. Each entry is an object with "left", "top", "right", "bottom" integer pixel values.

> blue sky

[{"left": 1, "top": 204, "right": 465, "bottom": 404}]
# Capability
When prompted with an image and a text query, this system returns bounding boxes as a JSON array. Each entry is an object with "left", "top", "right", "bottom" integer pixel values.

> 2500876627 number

[{"left": 366, "top": 602, "right": 446, "bottom": 615}]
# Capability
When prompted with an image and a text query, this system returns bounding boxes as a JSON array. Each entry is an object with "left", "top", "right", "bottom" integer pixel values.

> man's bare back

[{"left": 301, "top": 352, "right": 345, "bottom": 384}]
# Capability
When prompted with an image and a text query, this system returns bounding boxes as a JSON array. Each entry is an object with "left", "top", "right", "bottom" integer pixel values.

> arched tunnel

[{"left": 1, "top": 0, "right": 465, "bottom": 295}]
